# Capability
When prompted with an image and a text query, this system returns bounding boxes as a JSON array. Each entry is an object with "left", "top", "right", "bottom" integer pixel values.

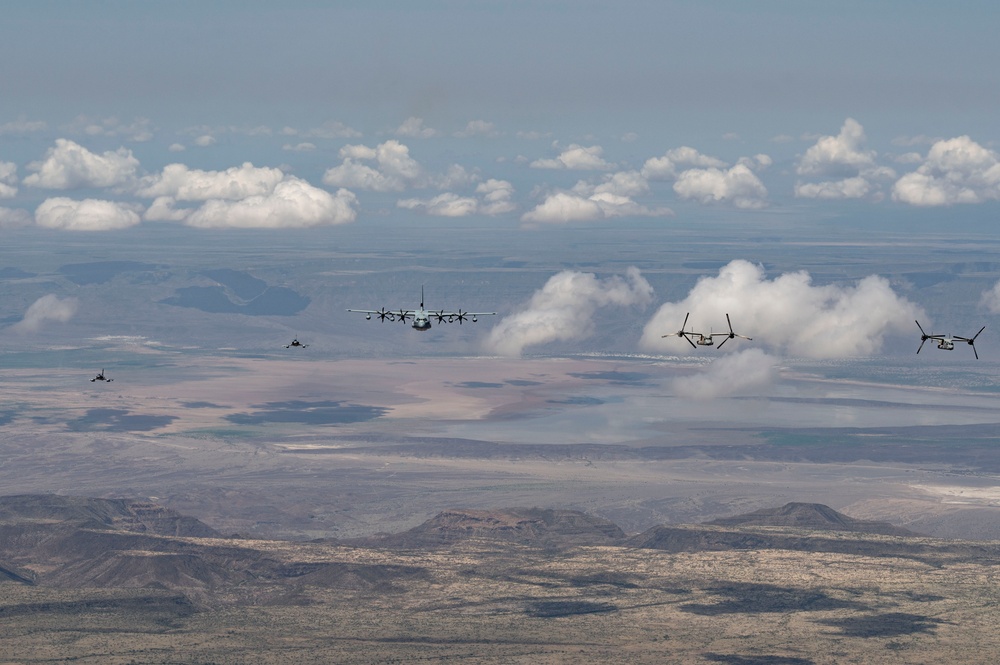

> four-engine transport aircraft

[
  {"left": 916, "top": 320, "right": 985, "bottom": 359},
  {"left": 662, "top": 313, "right": 752, "bottom": 349},
  {"left": 90, "top": 369, "right": 113, "bottom": 382},
  {"left": 348, "top": 288, "right": 495, "bottom": 331}
]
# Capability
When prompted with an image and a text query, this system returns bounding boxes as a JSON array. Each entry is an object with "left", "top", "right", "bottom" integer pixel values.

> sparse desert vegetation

[{"left": 3, "top": 496, "right": 1000, "bottom": 663}]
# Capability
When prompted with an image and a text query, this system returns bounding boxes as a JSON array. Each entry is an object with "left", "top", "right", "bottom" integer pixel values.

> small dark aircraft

[
  {"left": 916, "top": 320, "right": 985, "bottom": 359},
  {"left": 285, "top": 339, "right": 308, "bottom": 348},
  {"left": 348, "top": 287, "right": 495, "bottom": 331},
  {"left": 662, "top": 313, "right": 752, "bottom": 349},
  {"left": 91, "top": 369, "right": 113, "bottom": 382}
]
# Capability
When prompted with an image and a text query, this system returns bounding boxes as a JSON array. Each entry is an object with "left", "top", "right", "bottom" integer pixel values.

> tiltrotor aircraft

[
  {"left": 662, "top": 313, "right": 752, "bottom": 349},
  {"left": 916, "top": 320, "right": 985, "bottom": 359}
]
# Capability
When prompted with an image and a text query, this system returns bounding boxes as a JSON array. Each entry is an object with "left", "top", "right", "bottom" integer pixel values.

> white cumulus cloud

[
  {"left": 397, "top": 179, "right": 516, "bottom": 217},
  {"left": 796, "top": 118, "right": 876, "bottom": 177},
  {"left": 137, "top": 162, "right": 357, "bottom": 228},
  {"left": 395, "top": 117, "right": 439, "bottom": 138},
  {"left": 24, "top": 139, "right": 139, "bottom": 189},
  {"left": 35, "top": 198, "right": 142, "bottom": 231},
  {"left": 794, "top": 177, "right": 872, "bottom": 200},
  {"left": 477, "top": 179, "right": 517, "bottom": 215},
  {"left": 674, "top": 349, "right": 779, "bottom": 400},
  {"left": 641, "top": 260, "right": 922, "bottom": 359},
  {"left": 455, "top": 120, "right": 499, "bottom": 138},
  {"left": 577, "top": 170, "right": 651, "bottom": 198},
  {"left": 137, "top": 163, "right": 286, "bottom": 201},
  {"left": 398, "top": 193, "right": 479, "bottom": 217},
  {"left": 484, "top": 268, "right": 654, "bottom": 356},
  {"left": 673, "top": 163, "right": 769, "bottom": 209},
  {"left": 795, "top": 118, "right": 893, "bottom": 200},
  {"left": 0, "top": 161, "right": 18, "bottom": 198},
  {"left": 642, "top": 147, "right": 726, "bottom": 180},
  {"left": 176, "top": 179, "right": 357, "bottom": 229},
  {"left": 522, "top": 170, "right": 671, "bottom": 225},
  {"left": 531, "top": 144, "right": 615, "bottom": 170},
  {"left": 979, "top": 280, "right": 1000, "bottom": 314},
  {"left": 891, "top": 136, "right": 1000, "bottom": 206},
  {"left": 521, "top": 189, "right": 672, "bottom": 225},
  {"left": 10, "top": 294, "right": 79, "bottom": 333},
  {"left": 323, "top": 140, "right": 425, "bottom": 192}
]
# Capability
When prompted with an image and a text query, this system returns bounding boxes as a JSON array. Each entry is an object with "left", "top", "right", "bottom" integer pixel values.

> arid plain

[{"left": 3, "top": 349, "right": 1000, "bottom": 541}]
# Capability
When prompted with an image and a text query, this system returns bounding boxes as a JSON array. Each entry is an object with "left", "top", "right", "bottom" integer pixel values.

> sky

[
  {"left": 2, "top": 1, "right": 1000, "bottom": 232},
  {"left": 3, "top": 1, "right": 1000, "bottom": 370}
]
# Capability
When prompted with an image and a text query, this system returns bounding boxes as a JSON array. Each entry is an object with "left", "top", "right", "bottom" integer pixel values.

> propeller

[
  {"left": 662, "top": 312, "right": 697, "bottom": 348},
  {"left": 717, "top": 313, "right": 752, "bottom": 349},
  {"left": 397, "top": 310, "right": 410, "bottom": 324},
  {"left": 955, "top": 325, "right": 986, "bottom": 360},
  {"left": 915, "top": 320, "right": 929, "bottom": 354},
  {"left": 433, "top": 310, "right": 448, "bottom": 324},
  {"left": 454, "top": 309, "right": 468, "bottom": 324},
  {"left": 376, "top": 307, "right": 392, "bottom": 322}
]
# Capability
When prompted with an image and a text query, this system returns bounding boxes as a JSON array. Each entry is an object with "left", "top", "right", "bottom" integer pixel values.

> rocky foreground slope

[{"left": 3, "top": 495, "right": 1000, "bottom": 664}]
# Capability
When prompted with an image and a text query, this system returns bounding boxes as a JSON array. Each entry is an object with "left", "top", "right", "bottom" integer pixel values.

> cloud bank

[
  {"left": 641, "top": 260, "right": 922, "bottom": 358},
  {"left": 138, "top": 164, "right": 358, "bottom": 228},
  {"left": 484, "top": 268, "right": 654, "bottom": 356},
  {"left": 136, "top": 163, "right": 285, "bottom": 201}
]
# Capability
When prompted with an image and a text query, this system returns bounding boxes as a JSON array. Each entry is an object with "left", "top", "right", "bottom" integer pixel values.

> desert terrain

[
  {"left": 3, "top": 230, "right": 1000, "bottom": 663},
  {"left": 3, "top": 496, "right": 1000, "bottom": 664},
  {"left": 2, "top": 352, "right": 1000, "bottom": 543}
]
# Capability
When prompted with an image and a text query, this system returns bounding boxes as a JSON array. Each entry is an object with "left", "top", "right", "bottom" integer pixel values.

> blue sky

[
  {"left": 4, "top": 1, "right": 998, "bottom": 131},
  {"left": 2, "top": 1, "right": 1000, "bottom": 232}
]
